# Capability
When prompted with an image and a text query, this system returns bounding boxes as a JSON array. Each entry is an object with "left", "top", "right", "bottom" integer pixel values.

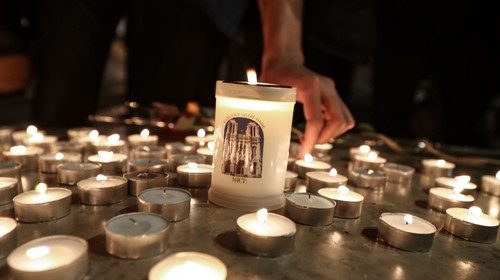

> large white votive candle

[
  {"left": 209, "top": 80, "right": 296, "bottom": 211},
  {"left": 149, "top": 252, "right": 227, "bottom": 280}
]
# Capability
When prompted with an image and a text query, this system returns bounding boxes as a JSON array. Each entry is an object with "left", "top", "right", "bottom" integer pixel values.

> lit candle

[
  {"left": 318, "top": 186, "right": 364, "bottom": 218},
  {"left": 92, "top": 133, "right": 126, "bottom": 154},
  {"left": 349, "top": 168, "right": 387, "bottom": 191},
  {"left": 77, "top": 174, "right": 127, "bottom": 205},
  {"left": 444, "top": 207, "right": 499, "bottom": 243},
  {"left": 128, "top": 158, "right": 168, "bottom": 173},
  {"left": 295, "top": 153, "right": 332, "bottom": 179},
  {"left": 57, "top": 162, "right": 102, "bottom": 186},
  {"left": 124, "top": 171, "right": 170, "bottom": 196},
  {"left": 67, "top": 126, "right": 94, "bottom": 141},
  {"left": 13, "top": 183, "right": 72, "bottom": 222},
  {"left": 0, "top": 217, "right": 17, "bottom": 258},
  {"left": 0, "top": 161, "right": 22, "bottom": 192},
  {"left": 349, "top": 145, "right": 378, "bottom": 161},
  {"left": 23, "top": 132, "right": 58, "bottom": 154},
  {"left": 0, "top": 177, "right": 19, "bottom": 205},
  {"left": 131, "top": 145, "right": 166, "bottom": 160},
  {"left": 76, "top": 130, "right": 106, "bottom": 159},
  {"left": 421, "top": 159, "right": 455, "bottom": 178},
  {"left": 167, "top": 154, "right": 206, "bottom": 172},
  {"left": 88, "top": 151, "right": 127, "bottom": 175},
  {"left": 149, "top": 252, "right": 227, "bottom": 280},
  {"left": 196, "top": 141, "right": 215, "bottom": 164},
  {"left": 3, "top": 145, "right": 44, "bottom": 171},
  {"left": 12, "top": 125, "right": 45, "bottom": 145},
  {"left": 165, "top": 142, "right": 195, "bottom": 157},
  {"left": 128, "top": 129, "right": 159, "bottom": 148},
  {"left": 39, "top": 152, "right": 82, "bottom": 173},
  {"left": 382, "top": 163, "right": 415, "bottom": 185},
  {"left": 209, "top": 75, "right": 296, "bottom": 211},
  {"left": 428, "top": 186, "right": 474, "bottom": 212},
  {"left": 284, "top": 171, "right": 298, "bottom": 192},
  {"left": 138, "top": 187, "right": 191, "bottom": 222},
  {"left": 7, "top": 235, "right": 88, "bottom": 279},
  {"left": 284, "top": 193, "right": 335, "bottom": 226},
  {"left": 177, "top": 162, "right": 212, "bottom": 188},
  {"left": 185, "top": 129, "right": 214, "bottom": 148},
  {"left": 237, "top": 208, "right": 296, "bottom": 257},
  {"left": 377, "top": 213, "right": 436, "bottom": 252},
  {"left": 105, "top": 212, "right": 170, "bottom": 259},
  {"left": 435, "top": 175, "right": 477, "bottom": 195},
  {"left": 313, "top": 142, "right": 333, "bottom": 161},
  {"left": 306, "top": 168, "right": 348, "bottom": 194},
  {"left": 352, "top": 152, "right": 387, "bottom": 171},
  {"left": 481, "top": 170, "right": 500, "bottom": 196}
]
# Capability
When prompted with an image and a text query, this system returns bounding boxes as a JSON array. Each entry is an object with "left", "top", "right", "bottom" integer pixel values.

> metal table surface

[{"left": 1, "top": 140, "right": 499, "bottom": 280}]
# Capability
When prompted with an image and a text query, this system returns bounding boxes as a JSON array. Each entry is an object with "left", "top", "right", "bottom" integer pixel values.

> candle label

[{"left": 221, "top": 116, "right": 264, "bottom": 180}]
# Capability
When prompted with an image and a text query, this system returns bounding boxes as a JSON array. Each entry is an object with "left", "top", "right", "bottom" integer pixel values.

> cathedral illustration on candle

[{"left": 221, "top": 117, "right": 263, "bottom": 178}]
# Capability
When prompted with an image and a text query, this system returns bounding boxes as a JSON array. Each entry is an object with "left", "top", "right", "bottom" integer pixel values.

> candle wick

[
  {"left": 129, "top": 218, "right": 138, "bottom": 225},
  {"left": 308, "top": 193, "right": 311, "bottom": 199}
]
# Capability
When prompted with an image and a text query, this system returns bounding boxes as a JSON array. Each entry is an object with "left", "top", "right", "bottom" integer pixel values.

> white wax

[
  {"left": 380, "top": 213, "right": 436, "bottom": 234},
  {"left": 12, "top": 130, "right": 46, "bottom": 142},
  {"left": 197, "top": 147, "right": 214, "bottom": 156},
  {"left": 354, "top": 154, "right": 387, "bottom": 164},
  {"left": 436, "top": 177, "right": 477, "bottom": 190},
  {"left": 39, "top": 152, "right": 81, "bottom": 162},
  {"left": 139, "top": 188, "right": 191, "bottom": 205},
  {"left": 446, "top": 207, "right": 500, "bottom": 227},
  {"left": 177, "top": 163, "right": 212, "bottom": 174},
  {"left": 78, "top": 176, "right": 126, "bottom": 190},
  {"left": 422, "top": 159, "right": 455, "bottom": 169},
  {"left": 4, "top": 146, "right": 42, "bottom": 156},
  {"left": 128, "top": 134, "right": 158, "bottom": 143},
  {"left": 349, "top": 146, "right": 378, "bottom": 157},
  {"left": 0, "top": 217, "right": 16, "bottom": 237},
  {"left": 0, "top": 177, "right": 18, "bottom": 189},
  {"left": 286, "top": 193, "right": 334, "bottom": 209},
  {"left": 23, "top": 135, "right": 57, "bottom": 145},
  {"left": 13, "top": 188, "right": 71, "bottom": 204},
  {"left": 295, "top": 159, "right": 331, "bottom": 170},
  {"left": 185, "top": 134, "right": 214, "bottom": 145},
  {"left": 306, "top": 171, "right": 347, "bottom": 183},
  {"left": 88, "top": 153, "right": 127, "bottom": 163},
  {"left": 314, "top": 143, "right": 333, "bottom": 151},
  {"left": 149, "top": 252, "right": 227, "bottom": 280},
  {"left": 318, "top": 187, "right": 364, "bottom": 202},
  {"left": 94, "top": 139, "right": 126, "bottom": 148},
  {"left": 237, "top": 212, "right": 296, "bottom": 237},
  {"left": 429, "top": 188, "right": 474, "bottom": 202},
  {"left": 58, "top": 162, "right": 100, "bottom": 171},
  {"left": 106, "top": 213, "right": 168, "bottom": 236},
  {"left": 7, "top": 235, "right": 87, "bottom": 272}
]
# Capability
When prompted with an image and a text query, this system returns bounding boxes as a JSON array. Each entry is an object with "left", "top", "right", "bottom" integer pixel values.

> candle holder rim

[
  {"left": 446, "top": 207, "right": 500, "bottom": 227},
  {"left": 77, "top": 176, "right": 128, "bottom": 191},
  {"left": 379, "top": 212, "right": 437, "bottom": 234},
  {"left": 137, "top": 187, "right": 192, "bottom": 206},
  {"left": 57, "top": 162, "right": 101, "bottom": 170},
  {"left": 285, "top": 193, "right": 336, "bottom": 210},
  {"left": 0, "top": 161, "right": 22, "bottom": 170},
  {"left": 0, "top": 216, "right": 17, "bottom": 235},
  {"left": 429, "top": 187, "right": 475, "bottom": 202},
  {"left": 237, "top": 222, "right": 296, "bottom": 238},
  {"left": 12, "top": 187, "right": 72, "bottom": 206},
  {"left": 105, "top": 212, "right": 170, "bottom": 237},
  {"left": 124, "top": 171, "right": 168, "bottom": 181},
  {"left": 383, "top": 163, "right": 415, "bottom": 174},
  {"left": 0, "top": 176, "right": 19, "bottom": 185}
]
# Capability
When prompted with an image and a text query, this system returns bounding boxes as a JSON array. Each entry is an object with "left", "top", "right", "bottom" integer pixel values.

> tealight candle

[
  {"left": 349, "top": 145, "right": 377, "bottom": 161},
  {"left": 3, "top": 145, "right": 44, "bottom": 171},
  {"left": 0, "top": 161, "right": 22, "bottom": 187},
  {"left": 67, "top": 127, "right": 94, "bottom": 141},
  {"left": 128, "top": 129, "right": 159, "bottom": 148},
  {"left": 352, "top": 152, "right": 387, "bottom": 171},
  {"left": 237, "top": 208, "right": 296, "bottom": 257},
  {"left": 57, "top": 162, "right": 101, "bottom": 185},
  {"left": 13, "top": 183, "right": 72, "bottom": 222},
  {"left": 185, "top": 129, "right": 214, "bottom": 148},
  {"left": 39, "top": 152, "right": 82, "bottom": 173},
  {"left": 149, "top": 252, "right": 227, "bottom": 280},
  {"left": 177, "top": 163, "right": 212, "bottom": 188},
  {"left": 428, "top": 187, "right": 474, "bottom": 212},
  {"left": 349, "top": 168, "right": 387, "bottom": 191},
  {"left": 284, "top": 171, "right": 298, "bottom": 192},
  {"left": 318, "top": 186, "right": 364, "bottom": 218},
  {"left": 7, "top": 235, "right": 88, "bottom": 280},
  {"left": 92, "top": 134, "right": 127, "bottom": 154},
  {"left": 138, "top": 187, "right": 191, "bottom": 222},
  {"left": 284, "top": 193, "right": 335, "bottom": 226},
  {"left": 0, "top": 177, "right": 19, "bottom": 205},
  {"left": 295, "top": 153, "right": 332, "bottom": 179},
  {"left": 88, "top": 151, "right": 127, "bottom": 175},
  {"left": 196, "top": 141, "right": 215, "bottom": 164},
  {"left": 421, "top": 159, "right": 455, "bottom": 178},
  {"left": 12, "top": 125, "right": 44, "bottom": 145},
  {"left": 306, "top": 168, "right": 348, "bottom": 194},
  {"left": 105, "top": 212, "right": 170, "bottom": 259},
  {"left": 0, "top": 126, "right": 13, "bottom": 151},
  {"left": 444, "top": 207, "right": 499, "bottom": 243},
  {"left": 435, "top": 175, "right": 477, "bottom": 195},
  {"left": 167, "top": 154, "right": 206, "bottom": 172},
  {"left": 128, "top": 158, "right": 168, "bottom": 173},
  {"left": 382, "top": 163, "right": 415, "bottom": 185},
  {"left": 481, "top": 170, "right": 500, "bottom": 196},
  {"left": 0, "top": 217, "right": 17, "bottom": 258},
  {"left": 77, "top": 174, "right": 127, "bottom": 205},
  {"left": 124, "top": 171, "right": 170, "bottom": 196},
  {"left": 77, "top": 130, "right": 106, "bottom": 159},
  {"left": 52, "top": 140, "right": 85, "bottom": 156},
  {"left": 377, "top": 213, "right": 436, "bottom": 252},
  {"left": 165, "top": 142, "right": 195, "bottom": 157},
  {"left": 131, "top": 145, "right": 166, "bottom": 160},
  {"left": 23, "top": 132, "right": 58, "bottom": 154},
  {"left": 313, "top": 142, "right": 333, "bottom": 155}
]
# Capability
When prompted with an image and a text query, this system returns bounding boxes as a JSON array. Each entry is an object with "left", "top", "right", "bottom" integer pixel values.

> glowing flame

[
  {"left": 98, "top": 151, "right": 114, "bottom": 160},
  {"left": 30, "top": 132, "right": 45, "bottom": 142},
  {"left": 187, "top": 162, "right": 199, "bottom": 169},
  {"left": 403, "top": 214, "right": 413, "bottom": 225},
  {"left": 304, "top": 153, "right": 313, "bottom": 163},
  {"left": 140, "top": 129, "right": 150, "bottom": 138},
  {"left": 26, "top": 125, "right": 38, "bottom": 136},
  {"left": 26, "top": 246, "right": 50, "bottom": 259},
  {"left": 207, "top": 141, "right": 215, "bottom": 152},
  {"left": 359, "top": 145, "right": 370, "bottom": 154},
  {"left": 36, "top": 183, "right": 47, "bottom": 194},
  {"left": 246, "top": 69, "right": 258, "bottom": 85},
  {"left": 197, "top": 129, "right": 206, "bottom": 138},
  {"left": 495, "top": 170, "right": 500, "bottom": 180},
  {"left": 96, "top": 174, "right": 108, "bottom": 181},
  {"left": 367, "top": 152, "right": 378, "bottom": 161},
  {"left": 468, "top": 206, "right": 483, "bottom": 217},
  {"left": 452, "top": 185, "right": 464, "bottom": 195},
  {"left": 257, "top": 208, "right": 268, "bottom": 223},
  {"left": 107, "top": 134, "right": 120, "bottom": 143},
  {"left": 89, "top": 130, "right": 99, "bottom": 141},
  {"left": 54, "top": 152, "right": 64, "bottom": 160},
  {"left": 338, "top": 185, "right": 349, "bottom": 194},
  {"left": 329, "top": 168, "right": 337, "bottom": 177},
  {"left": 454, "top": 175, "right": 470, "bottom": 185},
  {"left": 367, "top": 169, "right": 374, "bottom": 175},
  {"left": 436, "top": 159, "right": 446, "bottom": 167},
  {"left": 10, "top": 145, "right": 27, "bottom": 154}
]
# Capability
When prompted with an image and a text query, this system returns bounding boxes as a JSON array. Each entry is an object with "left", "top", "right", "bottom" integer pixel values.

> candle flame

[
  {"left": 30, "top": 132, "right": 45, "bottom": 142},
  {"left": 140, "top": 129, "right": 150, "bottom": 138},
  {"left": 208, "top": 141, "right": 215, "bottom": 152},
  {"left": 495, "top": 170, "right": 500, "bottom": 180},
  {"left": 329, "top": 168, "right": 337, "bottom": 177},
  {"left": 89, "top": 130, "right": 99, "bottom": 141},
  {"left": 187, "top": 162, "right": 199, "bottom": 169},
  {"left": 107, "top": 134, "right": 120, "bottom": 143},
  {"left": 98, "top": 151, "right": 114, "bottom": 160},
  {"left": 246, "top": 68, "right": 258, "bottom": 85},
  {"left": 367, "top": 169, "right": 374, "bottom": 175},
  {"left": 359, "top": 145, "right": 370, "bottom": 154},
  {"left": 436, "top": 159, "right": 446, "bottom": 167},
  {"left": 403, "top": 214, "right": 413, "bottom": 225},
  {"left": 338, "top": 185, "right": 349, "bottom": 194},
  {"left": 304, "top": 153, "right": 313, "bottom": 163},
  {"left": 452, "top": 185, "right": 464, "bottom": 195},
  {"left": 454, "top": 175, "right": 470, "bottom": 185},
  {"left": 257, "top": 208, "right": 268, "bottom": 223},
  {"left": 36, "top": 183, "right": 47, "bottom": 194},
  {"left": 468, "top": 206, "right": 483, "bottom": 217},
  {"left": 96, "top": 174, "right": 108, "bottom": 181},
  {"left": 367, "top": 152, "right": 378, "bottom": 161},
  {"left": 26, "top": 246, "right": 50, "bottom": 259},
  {"left": 26, "top": 125, "right": 38, "bottom": 136},
  {"left": 196, "top": 129, "right": 206, "bottom": 138},
  {"left": 10, "top": 145, "right": 27, "bottom": 154},
  {"left": 54, "top": 152, "right": 64, "bottom": 160}
]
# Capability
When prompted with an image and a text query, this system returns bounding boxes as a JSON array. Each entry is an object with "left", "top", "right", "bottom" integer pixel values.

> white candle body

[
  {"left": 177, "top": 163, "right": 212, "bottom": 174},
  {"left": 237, "top": 212, "right": 296, "bottom": 237},
  {"left": 0, "top": 217, "right": 17, "bottom": 237},
  {"left": 435, "top": 177, "right": 477, "bottom": 191},
  {"left": 78, "top": 176, "right": 127, "bottom": 190},
  {"left": 429, "top": 188, "right": 475, "bottom": 203},
  {"left": 14, "top": 188, "right": 71, "bottom": 204},
  {"left": 295, "top": 159, "right": 331, "bottom": 170},
  {"left": 286, "top": 193, "right": 334, "bottom": 209},
  {"left": 318, "top": 188, "right": 364, "bottom": 202},
  {"left": 88, "top": 153, "right": 127, "bottom": 163},
  {"left": 380, "top": 213, "right": 436, "bottom": 234},
  {"left": 149, "top": 252, "right": 227, "bottom": 280},
  {"left": 306, "top": 171, "right": 347, "bottom": 184},
  {"left": 447, "top": 208, "right": 500, "bottom": 227}
]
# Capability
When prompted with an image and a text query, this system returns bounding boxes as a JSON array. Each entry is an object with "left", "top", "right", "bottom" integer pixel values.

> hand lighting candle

[
  {"left": 237, "top": 208, "right": 296, "bottom": 257},
  {"left": 57, "top": 162, "right": 101, "bottom": 185},
  {"left": 306, "top": 168, "right": 348, "bottom": 194},
  {"left": 481, "top": 170, "right": 500, "bottom": 196},
  {"left": 88, "top": 151, "right": 127, "bottom": 175},
  {"left": 435, "top": 175, "right": 477, "bottom": 195},
  {"left": 0, "top": 177, "right": 19, "bottom": 205},
  {"left": 0, "top": 217, "right": 17, "bottom": 258},
  {"left": 284, "top": 193, "right": 335, "bottom": 226},
  {"left": 318, "top": 186, "right": 364, "bottom": 218},
  {"left": 177, "top": 162, "right": 212, "bottom": 188},
  {"left": 3, "top": 145, "right": 44, "bottom": 171},
  {"left": 444, "top": 207, "right": 499, "bottom": 243},
  {"left": 377, "top": 213, "right": 436, "bottom": 252},
  {"left": 13, "top": 183, "right": 72, "bottom": 222},
  {"left": 149, "top": 252, "right": 227, "bottom": 280},
  {"left": 428, "top": 186, "right": 474, "bottom": 212},
  {"left": 295, "top": 153, "right": 332, "bottom": 179},
  {"left": 138, "top": 187, "right": 191, "bottom": 222},
  {"left": 124, "top": 171, "right": 169, "bottom": 196},
  {"left": 77, "top": 174, "right": 127, "bottom": 205},
  {"left": 128, "top": 129, "right": 158, "bottom": 148},
  {"left": 39, "top": 152, "right": 82, "bottom": 173},
  {"left": 196, "top": 141, "right": 215, "bottom": 164}
]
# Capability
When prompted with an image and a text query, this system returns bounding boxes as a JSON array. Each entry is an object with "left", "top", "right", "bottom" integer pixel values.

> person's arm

[{"left": 258, "top": 0, "right": 355, "bottom": 157}]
